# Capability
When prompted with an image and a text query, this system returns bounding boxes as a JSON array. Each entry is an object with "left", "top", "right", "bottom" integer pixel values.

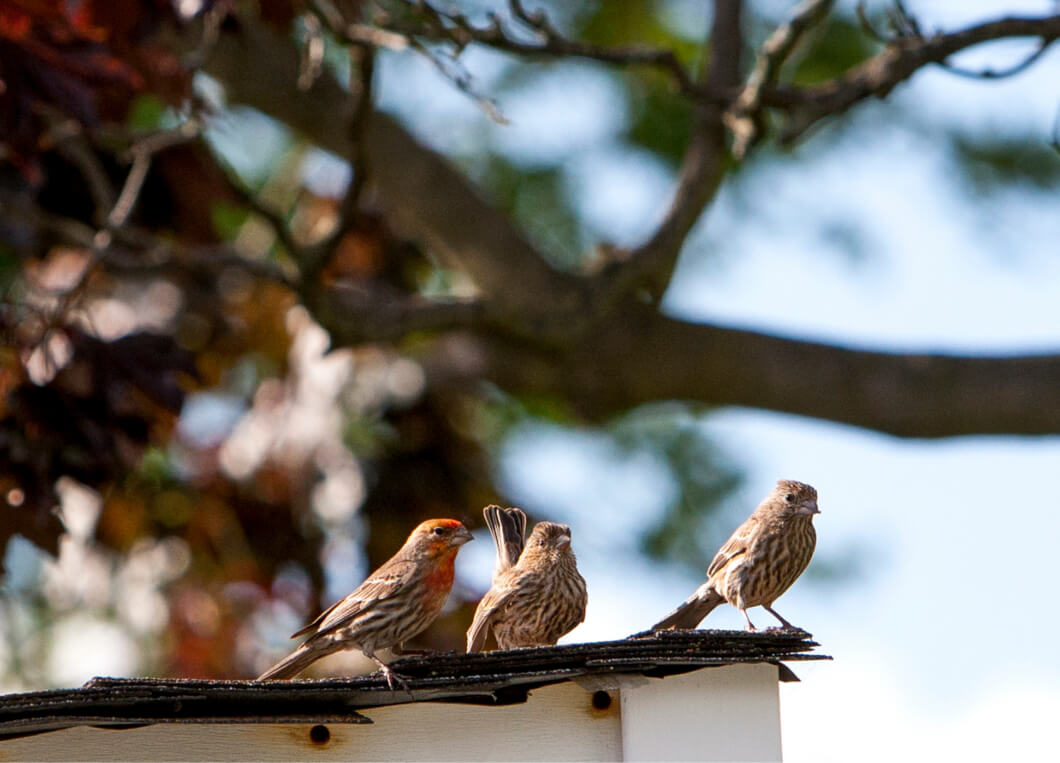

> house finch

[
  {"left": 466, "top": 505, "right": 587, "bottom": 652},
  {"left": 652, "top": 480, "right": 819, "bottom": 632},
  {"left": 257, "top": 518, "right": 473, "bottom": 684}
]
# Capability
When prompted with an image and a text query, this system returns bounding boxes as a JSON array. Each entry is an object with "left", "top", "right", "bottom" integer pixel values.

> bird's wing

[
  {"left": 705, "top": 521, "right": 754, "bottom": 578},
  {"left": 466, "top": 570, "right": 527, "bottom": 652},
  {"left": 291, "top": 559, "right": 417, "bottom": 639},
  {"left": 484, "top": 505, "right": 527, "bottom": 577}
]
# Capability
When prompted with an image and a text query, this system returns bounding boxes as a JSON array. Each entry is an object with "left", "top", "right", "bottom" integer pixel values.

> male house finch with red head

[
  {"left": 257, "top": 518, "right": 473, "bottom": 683},
  {"left": 466, "top": 505, "right": 587, "bottom": 652},
  {"left": 652, "top": 480, "right": 819, "bottom": 632}
]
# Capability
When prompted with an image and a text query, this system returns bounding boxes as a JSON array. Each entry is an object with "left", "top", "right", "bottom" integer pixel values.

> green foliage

[
  {"left": 471, "top": 156, "right": 587, "bottom": 269},
  {"left": 609, "top": 404, "right": 743, "bottom": 570},
  {"left": 578, "top": 0, "right": 699, "bottom": 56},
  {"left": 136, "top": 447, "right": 178, "bottom": 487},
  {"left": 126, "top": 94, "right": 168, "bottom": 130},
  {"left": 0, "top": 245, "right": 19, "bottom": 293},
  {"left": 210, "top": 202, "right": 253, "bottom": 241},
  {"left": 790, "top": 15, "right": 879, "bottom": 84},
  {"left": 626, "top": 71, "right": 694, "bottom": 166},
  {"left": 342, "top": 415, "right": 398, "bottom": 459},
  {"left": 951, "top": 134, "right": 1060, "bottom": 192},
  {"left": 473, "top": 389, "right": 579, "bottom": 451}
]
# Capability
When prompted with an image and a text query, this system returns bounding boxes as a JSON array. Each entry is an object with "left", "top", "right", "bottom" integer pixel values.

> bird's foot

[{"left": 377, "top": 664, "right": 413, "bottom": 697}]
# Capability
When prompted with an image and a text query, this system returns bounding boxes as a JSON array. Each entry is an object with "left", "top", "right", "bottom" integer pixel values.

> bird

[
  {"left": 257, "top": 518, "right": 473, "bottom": 684},
  {"left": 466, "top": 505, "right": 587, "bottom": 652},
  {"left": 652, "top": 480, "right": 819, "bottom": 633}
]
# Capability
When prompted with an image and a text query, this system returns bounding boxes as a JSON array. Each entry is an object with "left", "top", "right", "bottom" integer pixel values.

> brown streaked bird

[
  {"left": 652, "top": 480, "right": 819, "bottom": 632},
  {"left": 466, "top": 506, "right": 587, "bottom": 652},
  {"left": 257, "top": 518, "right": 473, "bottom": 684}
]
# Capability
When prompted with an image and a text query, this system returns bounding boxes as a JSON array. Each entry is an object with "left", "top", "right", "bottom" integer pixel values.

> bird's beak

[
  {"left": 557, "top": 534, "right": 572, "bottom": 548},
  {"left": 454, "top": 526, "right": 474, "bottom": 545},
  {"left": 800, "top": 500, "right": 820, "bottom": 516}
]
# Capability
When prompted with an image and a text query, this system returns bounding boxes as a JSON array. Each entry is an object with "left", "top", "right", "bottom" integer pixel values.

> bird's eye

[
  {"left": 538, "top": 539, "right": 545, "bottom": 547},
  {"left": 432, "top": 527, "right": 446, "bottom": 536},
  {"left": 785, "top": 493, "right": 794, "bottom": 502}
]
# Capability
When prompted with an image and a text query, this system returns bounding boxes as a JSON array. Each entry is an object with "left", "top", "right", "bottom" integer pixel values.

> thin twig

[
  {"left": 48, "top": 127, "right": 116, "bottom": 226},
  {"left": 591, "top": 0, "right": 742, "bottom": 310},
  {"left": 725, "top": 0, "right": 835, "bottom": 160},
  {"left": 109, "top": 121, "right": 202, "bottom": 230},
  {"left": 214, "top": 158, "right": 306, "bottom": 262},
  {"left": 409, "top": 36, "right": 508, "bottom": 123},
  {"left": 775, "top": 13, "right": 1060, "bottom": 144},
  {"left": 10, "top": 198, "right": 297, "bottom": 289},
  {"left": 299, "top": 11, "right": 327, "bottom": 90},
  {"left": 856, "top": 1, "right": 888, "bottom": 44},
  {"left": 303, "top": 45, "right": 377, "bottom": 280},
  {"left": 937, "top": 41, "right": 1051, "bottom": 79},
  {"left": 359, "top": 0, "right": 706, "bottom": 100}
]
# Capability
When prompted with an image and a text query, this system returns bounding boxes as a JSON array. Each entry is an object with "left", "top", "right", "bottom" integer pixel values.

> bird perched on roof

[
  {"left": 257, "top": 518, "right": 473, "bottom": 685},
  {"left": 652, "top": 480, "right": 819, "bottom": 632},
  {"left": 467, "top": 505, "right": 587, "bottom": 652}
]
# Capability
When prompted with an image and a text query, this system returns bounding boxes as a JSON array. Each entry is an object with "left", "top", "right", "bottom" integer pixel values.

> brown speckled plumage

[
  {"left": 257, "top": 519, "right": 473, "bottom": 682},
  {"left": 652, "top": 480, "right": 819, "bottom": 632},
  {"left": 467, "top": 507, "right": 587, "bottom": 652}
]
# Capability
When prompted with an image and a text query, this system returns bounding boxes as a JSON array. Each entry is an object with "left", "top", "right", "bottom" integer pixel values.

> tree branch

[
  {"left": 361, "top": 0, "right": 704, "bottom": 99},
  {"left": 314, "top": 286, "right": 486, "bottom": 346},
  {"left": 6, "top": 198, "right": 298, "bottom": 290},
  {"left": 203, "top": 16, "right": 590, "bottom": 341},
  {"left": 459, "top": 306, "right": 1060, "bottom": 438},
  {"left": 595, "top": 0, "right": 744, "bottom": 307},
  {"left": 197, "top": 7, "right": 1060, "bottom": 441},
  {"left": 726, "top": 0, "right": 834, "bottom": 159},
  {"left": 773, "top": 13, "right": 1060, "bottom": 144}
]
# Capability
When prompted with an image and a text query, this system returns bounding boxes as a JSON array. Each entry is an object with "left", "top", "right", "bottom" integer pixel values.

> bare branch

[
  {"left": 315, "top": 286, "right": 486, "bottom": 345},
  {"left": 707, "top": 0, "right": 745, "bottom": 92},
  {"left": 5, "top": 196, "right": 297, "bottom": 290},
  {"left": 109, "top": 120, "right": 202, "bottom": 230},
  {"left": 301, "top": 45, "right": 377, "bottom": 281},
  {"left": 410, "top": 36, "right": 508, "bottom": 123},
  {"left": 203, "top": 18, "right": 590, "bottom": 340},
  {"left": 775, "top": 13, "right": 1060, "bottom": 144},
  {"left": 22, "top": 118, "right": 207, "bottom": 347},
  {"left": 455, "top": 306, "right": 1060, "bottom": 438},
  {"left": 214, "top": 162, "right": 305, "bottom": 264},
  {"left": 855, "top": 1, "right": 888, "bottom": 45},
  {"left": 725, "top": 0, "right": 835, "bottom": 160},
  {"left": 937, "top": 41, "right": 1051, "bottom": 80},
  {"left": 298, "top": 11, "right": 326, "bottom": 90},
  {"left": 365, "top": 0, "right": 703, "bottom": 98},
  {"left": 47, "top": 123, "right": 116, "bottom": 226},
  {"left": 595, "top": 0, "right": 743, "bottom": 306}
]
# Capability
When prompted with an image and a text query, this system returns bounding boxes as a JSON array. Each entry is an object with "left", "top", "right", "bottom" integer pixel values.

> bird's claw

[{"left": 378, "top": 665, "right": 414, "bottom": 698}]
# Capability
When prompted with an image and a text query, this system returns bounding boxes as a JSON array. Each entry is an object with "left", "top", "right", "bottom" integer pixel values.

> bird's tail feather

[
  {"left": 483, "top": 505, "right": 527, "bottom": 577},
  {"left": 257, "top": 643, "right": 332, "bottom": 681},
  {"left": 651, "top": 585, "right": 725, "bottom": 631}
]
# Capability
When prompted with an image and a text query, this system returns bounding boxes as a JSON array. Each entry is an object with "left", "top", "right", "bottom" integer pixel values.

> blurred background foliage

[{"left": 1, "top": 0, "right": 1057, "bottom": 687}]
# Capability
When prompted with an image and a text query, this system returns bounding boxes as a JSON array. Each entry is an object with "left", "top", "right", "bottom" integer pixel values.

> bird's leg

[
  {"left": 740, "top": 609, "right": 758, "bottom": 631},
  {"left": 366, "top": 652, "right": 412, "bottom": 697},
  {"left": 764, "top": 605, "right": 804, "bottom": 632}
]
